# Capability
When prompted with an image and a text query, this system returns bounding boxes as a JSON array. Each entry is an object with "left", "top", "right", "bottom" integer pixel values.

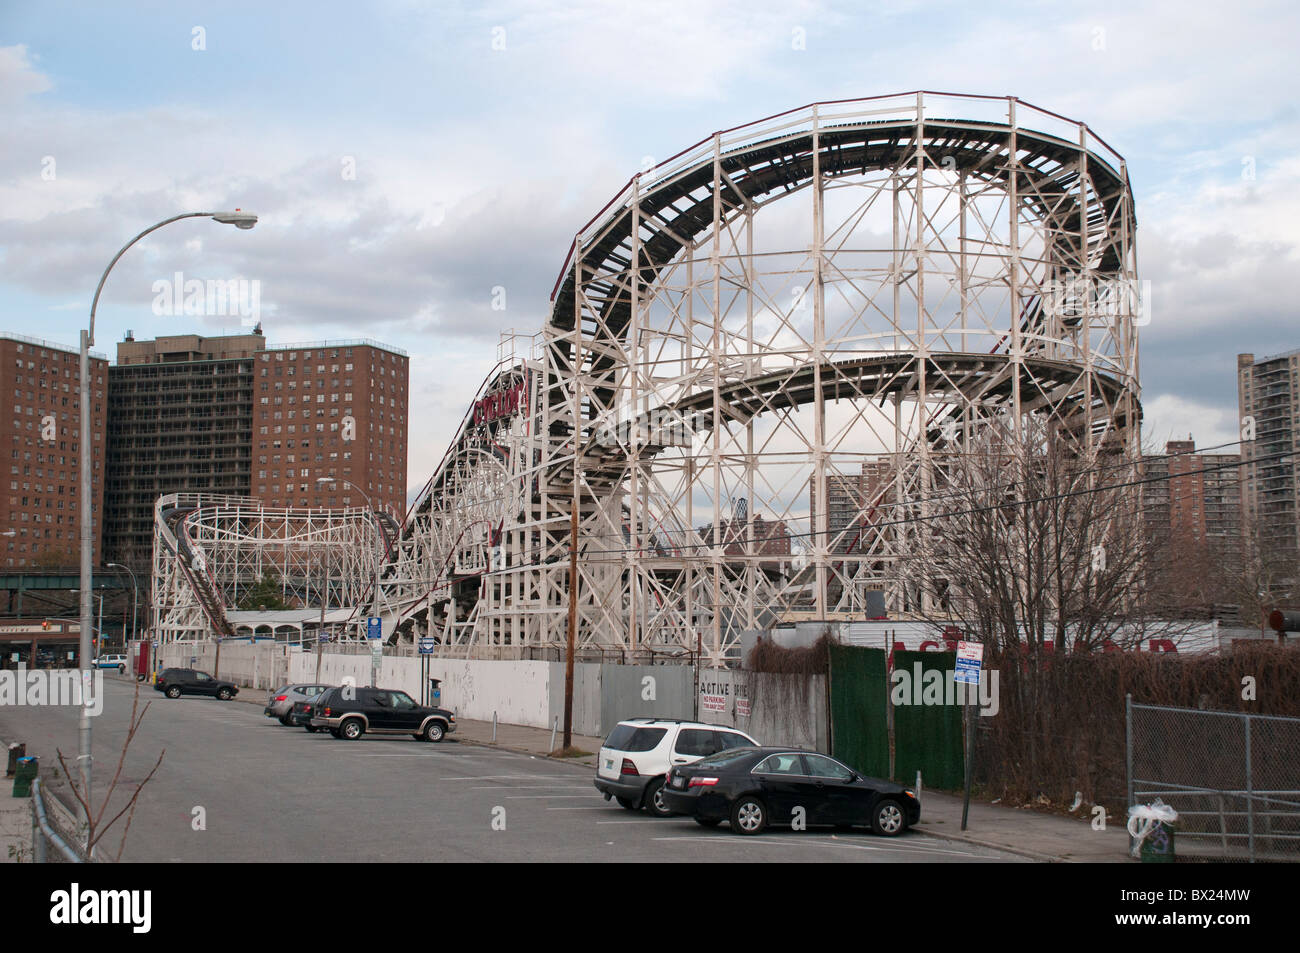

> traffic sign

[
  {"left": 955, "top": 640, "right": 982, "bottom": 685},
  {"left": 366, "top": 616, "right": 382, "bottom": 639},
  {"left": 418, "top": 637, "right": 436, "bottom": 655}
]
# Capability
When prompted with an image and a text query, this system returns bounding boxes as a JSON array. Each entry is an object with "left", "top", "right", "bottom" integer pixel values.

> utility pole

[{"left": 564, "top": 502, "right": 577, "bottom": 751}]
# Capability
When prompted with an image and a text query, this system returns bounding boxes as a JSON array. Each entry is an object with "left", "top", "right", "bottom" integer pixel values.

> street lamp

[
  {"left": 106, "top": 562, "right": 138, "bottom": 647},
  {"left": 81, "top": 209, "right": 256, "bottom": 851},
  {"left": 317, "top": 477, "right": 385, "bottom": 684}
]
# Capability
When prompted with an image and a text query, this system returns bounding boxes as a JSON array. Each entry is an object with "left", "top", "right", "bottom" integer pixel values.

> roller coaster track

[{"left": 153, "top": 93, "right": 1143, "bottom": 661}]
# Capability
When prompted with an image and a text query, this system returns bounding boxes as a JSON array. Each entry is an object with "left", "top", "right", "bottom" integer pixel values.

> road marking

[
  {"left": 648, "top": 835, "right": 993, "bottom": 858},
  {"left": 443, "top": 775, "right": 577, "bottom": 781},
  {"left": 505, "top": 795, "right": 602, "bottom": 799},
  {"left": 546, "top": 806, "right": 612, "bottom": 811},
  {"left": 596, "top": 820, "right": 659, "bottom": 825},
  {"left": 467, "top": 785, "right": 593, "bottom": 790}
]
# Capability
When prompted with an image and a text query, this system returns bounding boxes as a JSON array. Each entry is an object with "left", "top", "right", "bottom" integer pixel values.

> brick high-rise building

[
  {"left": 103, "top": 331, "right": 409, "bottom": 574},
  {"left": 697, "top": 514, "right": 793, "bottom": 566},
  {"left": 808, "top": 460, "right": 893, "bottom": 554},
  {"left": 252, "top": 340, "right": 408, "bottom": 517},
  {"left": 1238, "top": 350, "right": 1300, "bottom": 558},
  {"left": 0, "top": 334, "right": 108, "bottom": 568},
  {"left": 104, "top": 330, "right": 263, "bottom": 569},
  {"left": 1142, "top": 438, "right": 1242, "bottom": 558}
]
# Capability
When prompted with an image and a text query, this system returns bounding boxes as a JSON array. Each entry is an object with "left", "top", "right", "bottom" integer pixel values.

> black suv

[
  {"left": 154, "top": 668, "right": 239, "bottom": 700},
  {"left": 310, "top": 686, "right": 456, "bottom": 742}
]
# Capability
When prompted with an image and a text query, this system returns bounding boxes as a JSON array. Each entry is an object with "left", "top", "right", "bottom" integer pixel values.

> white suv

[{"left": 593, "top": 718, "right": 759, "bottom": 816}]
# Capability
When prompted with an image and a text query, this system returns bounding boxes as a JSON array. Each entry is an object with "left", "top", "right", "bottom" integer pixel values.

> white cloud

[{"left": 1142, "top": 393, "right": 1241, "bottom": 453}]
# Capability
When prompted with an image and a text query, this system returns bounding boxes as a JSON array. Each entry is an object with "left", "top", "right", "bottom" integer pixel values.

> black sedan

[{"left": 661, "top": 746, "right": 920, "bottom": 836}]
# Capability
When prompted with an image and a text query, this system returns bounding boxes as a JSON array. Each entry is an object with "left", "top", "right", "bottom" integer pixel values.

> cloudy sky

[{"left": 2, "top": 0, "right": 1297, "bottom": 501}]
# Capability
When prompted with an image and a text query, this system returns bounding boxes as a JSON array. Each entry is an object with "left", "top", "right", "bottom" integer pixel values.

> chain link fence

[{"left": 1127, "top": 698, "right": 1300, "bottom": 861}]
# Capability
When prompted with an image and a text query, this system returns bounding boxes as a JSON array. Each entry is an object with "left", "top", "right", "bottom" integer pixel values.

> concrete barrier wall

[
  {"left": 599, "top": 664, "right": 695, "bottom": 730},
  {"left": 546, "top": 662, "right": 601, "bottom": 738},
  {"left": 161, "top": 642, "right": 822, "bottom": 743},
  {"left": 161, "top": 642, "right": 296, "bottom": 692},
  {"left": 699, "top": 669, "right": 828, "bottom": 751}
]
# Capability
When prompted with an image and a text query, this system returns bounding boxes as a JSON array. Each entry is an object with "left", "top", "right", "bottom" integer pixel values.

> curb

[
  {"left": 911, "top": 824, "right": 1067, "bottom": 863},
  {"left": 453, "top": 733, "right": 599, "bottom": 768}
]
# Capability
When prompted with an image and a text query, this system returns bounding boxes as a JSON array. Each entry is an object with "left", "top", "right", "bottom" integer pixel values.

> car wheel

[
  {"left": 329, "top": 729, "right": 342, "bottom": 738},
  {"left": 217, "top": 688, "right": 233, "bottom": 701},
  {"left": 118, "top": 665, "right": 126, "bottom": 674},
  {"left": 695, "top": 817, "right": 722, "bottom": 828},
  {"left": 616, "top": 797, "right": 637, "bottom": 811},
  {"left": 423, "top": 721, "right": 445, "bottom": 743},
  {"left": 871, "top": 799, "right": 905, "bottom": 837},
  {"left": 643, "top": 777, "right": 672, "bottom": 817},
  {"left": 165, "top": 686, "right": 181, "bottom": 699},
  {"left": 279, "top": 715, "right": 293, "bottom": 726},
  {"left": 305, "top": 725, "right": 319, "bottom": 733},
  {"left": 340, "top": 719, "right": 364, "bottom": 740},
  {"left": 730, "top": 796, "right": 767, "bottom": 835}
]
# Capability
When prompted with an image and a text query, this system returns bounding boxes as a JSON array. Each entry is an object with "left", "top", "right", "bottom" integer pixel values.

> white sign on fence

[{"left": 955, "top": 640, "right": 983, "bottom": 685}]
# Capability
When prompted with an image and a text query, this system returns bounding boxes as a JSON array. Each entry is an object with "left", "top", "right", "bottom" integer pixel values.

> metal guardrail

[{"left": 30, "top": 778, "right": 84, "bottom": 863}]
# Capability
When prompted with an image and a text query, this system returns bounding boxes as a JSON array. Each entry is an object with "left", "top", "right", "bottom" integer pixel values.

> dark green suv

[
  {"left": 154, "top": 668, "right": 239, "bottom": 701},
  {"left": 310, "top": 686, "right": 455, "bottom": 742}
]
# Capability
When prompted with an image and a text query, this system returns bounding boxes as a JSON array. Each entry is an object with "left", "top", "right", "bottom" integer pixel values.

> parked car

[
  {"left": 153, "top": 668, "right": 240, "bottom": 701},
  {"left": 264, "top": 683, "right": 330, "bottom": 725},
  {"left": 94, "top": 654, "right": 128, "bottom": 673},
  {"left": 661, "top": 746, "right": 920, "bottom": 836},
  {"left": 593, "top": 718, "right": 759, "bottom": 817},
  {"left": 309, "top": 686, "right": 455, "bottom": 742},
  {"left": 290, "top": 699, "right": 323, "bottom": 731}
]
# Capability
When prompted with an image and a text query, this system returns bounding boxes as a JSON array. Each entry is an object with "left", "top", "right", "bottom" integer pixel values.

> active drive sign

[{"left": 955, "top": 640, "right": 982, "bottom": 685}]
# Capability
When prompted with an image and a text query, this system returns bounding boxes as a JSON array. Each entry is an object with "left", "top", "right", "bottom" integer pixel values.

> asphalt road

[{"left": 2, "top": 674, "right": 1025, "bottom": 863}]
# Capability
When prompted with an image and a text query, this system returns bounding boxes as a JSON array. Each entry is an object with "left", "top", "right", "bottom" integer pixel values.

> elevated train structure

[{"left": 152, "top": 92, "right": 1142, "bottom": 664}]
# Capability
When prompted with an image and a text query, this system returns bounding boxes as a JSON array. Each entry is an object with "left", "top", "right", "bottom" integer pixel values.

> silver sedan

[{"left": 265, "top": 684, "right": 330, "bottom": 724}]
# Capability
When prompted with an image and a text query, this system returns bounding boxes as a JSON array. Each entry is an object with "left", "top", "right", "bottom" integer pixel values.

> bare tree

[
  {"left": 907, "top": 416, "right": 1160, "bottom": 653},
  {"left": 54, "top": 681, "right": 165, "bottom": 862}
]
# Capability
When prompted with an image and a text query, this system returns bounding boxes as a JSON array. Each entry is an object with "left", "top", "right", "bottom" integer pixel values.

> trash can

[
  {"left": 11, "top": 756, "right": 38, "bottom": 798},
  {"left": 5, "top": 742, "right": 24, "bottom": 778},
  {"left": 1139, "top": 821, "right": 1175, "bottom": 862},
  {"left": 1128, "top": 798, "right": 1178, "bottom": 863}
]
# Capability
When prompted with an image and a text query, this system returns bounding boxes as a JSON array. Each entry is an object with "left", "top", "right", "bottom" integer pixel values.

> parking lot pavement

[{"left": 0, "top": 676, "right": 1027, "bottom": 863}]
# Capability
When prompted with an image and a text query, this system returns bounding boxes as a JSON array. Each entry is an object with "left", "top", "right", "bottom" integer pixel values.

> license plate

[
  {"left": 673, "top": 777, "right": 685, "bottom": 789},
  {"left": 604, "top": 760, "right": 613, "bottom": 770}
]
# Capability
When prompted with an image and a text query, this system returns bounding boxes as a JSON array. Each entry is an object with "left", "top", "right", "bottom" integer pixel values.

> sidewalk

[
  {"left": 911, "top": 790, "right": 1131, "bottom": 862},
  {"left": 452, "top": 717, "right": 603, "bottom": 767},
  {"left": 0, "top": 740, "right": 34, "bottom": 863}
]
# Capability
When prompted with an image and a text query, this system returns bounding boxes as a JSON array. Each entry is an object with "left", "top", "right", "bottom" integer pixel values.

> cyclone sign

[{"left": 473, "top": 379, "right": 528, "bottom": 426}]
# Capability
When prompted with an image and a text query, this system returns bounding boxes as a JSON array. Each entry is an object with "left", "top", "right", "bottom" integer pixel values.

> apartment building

[
  {"left": 103, "top": 330, "right": 409, "bottom": 573},
  {"left": 1142, "top": 438, "right": 1242, "bottom": 558},
  {"left": 1238, "top": 350, "right": 1300, "bottom": 558},
  {"left": 0, "top": 334, "right": 108, "bottom": 568}
]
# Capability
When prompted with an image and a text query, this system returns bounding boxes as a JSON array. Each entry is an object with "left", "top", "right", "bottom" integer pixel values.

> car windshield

[{"left": 694, "top": 747, "right": 759, "bottom": 769}]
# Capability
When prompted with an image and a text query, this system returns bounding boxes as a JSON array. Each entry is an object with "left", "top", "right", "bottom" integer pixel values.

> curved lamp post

[
  {"left": 106, "top": 562, "right": 138, "bottom": 646},
  {"left": 80, "top": 210, "right": 256, "bottom": 853}
]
